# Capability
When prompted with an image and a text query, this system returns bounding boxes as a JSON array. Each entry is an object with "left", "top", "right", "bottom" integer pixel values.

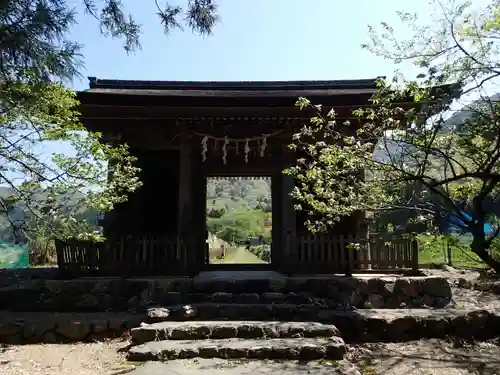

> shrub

[
  {"left": 248, "top": 244, "right": 271, "bottom": 262},
  {"left": 28, "top": 236, "right": 57, "bottom": 266}
]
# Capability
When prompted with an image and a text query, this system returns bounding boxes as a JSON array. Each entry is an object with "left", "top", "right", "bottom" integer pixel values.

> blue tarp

[
  {"left": 0, "top": 242, "right": 29, "bottom": 268},
  {"left": 447, "top": 210, "right": 495, "bottom": 236}
]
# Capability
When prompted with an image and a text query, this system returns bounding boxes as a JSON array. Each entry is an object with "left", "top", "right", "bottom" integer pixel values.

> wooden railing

[
  {"left": 283, "top": 234, "right": 419, "bottom": 274},
  {"left": 55, "top": 236, "right": 200, "bottom": 277},
  {"left": 56, "top": 234, "right": 419, "bottom": 277}
]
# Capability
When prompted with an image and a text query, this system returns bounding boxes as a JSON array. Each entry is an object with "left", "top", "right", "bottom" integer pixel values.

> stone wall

[
  {"left": 0, "top": 276, "right": 452, "bottom": 312},
  {"left": 0, "top": 312, "right": 145, "bottom": 344}
]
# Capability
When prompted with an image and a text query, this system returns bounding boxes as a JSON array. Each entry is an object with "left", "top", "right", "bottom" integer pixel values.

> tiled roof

[{"left": 84, "top": 77, "right": 383, "bottom": 97}]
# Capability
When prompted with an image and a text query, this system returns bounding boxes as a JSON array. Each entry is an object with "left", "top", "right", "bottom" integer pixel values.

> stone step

[
  {"left": 164, "top": 291, "right": 338, "bottom": 306},
  {"left": 146, "top": 305, "right": 500, "bottom": 342},
  {"left": 131, "top": 321, "right": 341, "bottom": 345},
  {"left": 0, "top": 309, "right": 498, "bottom": 344},
  {"left": 127, "top": 337, "right": 347, "bottom": 361},
  {"left": 146, "top": 304, "right": 347, "bottom": 323},
  {"left": 158, "top": 287, "right": 451, "bottom": 309},
  {"left": 0, "top": 275, "right": 452, "bottom": 312}
]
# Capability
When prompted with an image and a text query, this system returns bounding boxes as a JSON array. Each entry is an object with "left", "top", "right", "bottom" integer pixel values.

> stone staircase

[
  {"left": 139, "top": 304, "right": 500, "bottom": 343},
  {"left": 126, "top": 285, "right": 354, "bottom": 362},
  {"left": 124, "top": 306, "right": 500, "bottom": 363},
  {"left": 121, "top": 272, "right": 500, "bottom": 363},
  {"left": 128, "top": 321, "right": 346, "bottom": 361},
  {"left": 1, "top": 271, "right": 500, "bottom": 353}
]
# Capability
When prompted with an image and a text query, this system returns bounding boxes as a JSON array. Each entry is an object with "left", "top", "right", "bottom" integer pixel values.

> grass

[{"left": 418, "top": 234, "right": 489, "bottom": 269}]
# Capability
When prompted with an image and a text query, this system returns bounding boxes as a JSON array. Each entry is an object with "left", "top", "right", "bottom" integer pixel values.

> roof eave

[{"left": 86, "top": 76, "right": 384, "bottom": 91}]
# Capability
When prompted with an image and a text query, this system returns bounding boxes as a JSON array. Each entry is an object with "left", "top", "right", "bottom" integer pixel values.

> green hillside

[
  {"left": 206, "top": 177, "right": 271, "bottom": 210},
  {"left": 206, "top": 178, "right": 272, "bottom": 247}
]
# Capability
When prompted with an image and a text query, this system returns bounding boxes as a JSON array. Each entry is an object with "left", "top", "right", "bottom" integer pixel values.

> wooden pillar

[
  {"left": 281, "top": 145, "right": 296, "bottom": 271},
  {"left": 177, "top": 131, "right": 193, "bottom": 272},
  {"left": 190, "top": 140, "right": 207, "bottom": 274},
  {"left": 271, "top": 169, "right": 282, "bottom": 267},
  {"left": 282, "top": 174, "right": 296, "bottom": 250}
]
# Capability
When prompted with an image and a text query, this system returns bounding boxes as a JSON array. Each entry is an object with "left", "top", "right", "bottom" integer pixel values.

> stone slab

[
  {"left": 145, "top": 306, "right": 500, "bottom": 342},
  {"left": 0, "top": 275, "right": 452, "bottom": 311},
  {"left": 155, "top": 291, "right": 340, "bottom": 306},
  {"left": 146, "top": 304, "right": 348, "bottom": 323},
  {"left": 143, "top": 303, "right": 418, "bottom": 323},
  {"left": 1, "top": 309, "right": 498, "bottom": 344},
  {"left": 127, "top": 337, "right": 347, "bottom": 361},
  {"left": 131, "top": 321, "right": 341, "bottom": 344},
  {"left": 123, "top": 358, "right": 360, "bottom": 375},
  {"left": 329, "top": 308, "right": 500, "bottom": 342},
  {"left": 203, "top": 291, "right": 329, "bottom": 304}
]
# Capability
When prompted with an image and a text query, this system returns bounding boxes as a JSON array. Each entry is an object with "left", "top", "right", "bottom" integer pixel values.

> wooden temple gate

[{"left": 56, "top": 78, "right": 419, "bottom": 277}]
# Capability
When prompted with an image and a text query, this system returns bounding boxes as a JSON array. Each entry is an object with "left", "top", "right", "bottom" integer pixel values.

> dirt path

[{"left": 214, "top": 247, "right": 266, "bottom": 264}]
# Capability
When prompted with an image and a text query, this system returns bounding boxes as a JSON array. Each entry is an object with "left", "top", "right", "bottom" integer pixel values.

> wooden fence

[
  {"left": 55, "top": 234, "right": 419, "bottom": 277},
  {"left": 55, "top": 236, "right": 199, "bottom": 277},
  {"left": 283, "top": 234, "right": 419, "bottom": 274}
]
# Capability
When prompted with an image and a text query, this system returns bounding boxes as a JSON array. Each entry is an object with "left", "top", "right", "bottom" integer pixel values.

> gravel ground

[
  {"left": 451, "top": 286, "right": 500, "bottom": 310},
  {"left": 0, "top": 340, "right": 129, "bottom": 375},
  {"left": 3, "top": 340, "right": 498, "bottom": 375},
  {"left": 422, "top": 268, "right": 500, "bottom": 310},
  {"left": 348, "top": 340, "right": 500, "bottom": 375}
]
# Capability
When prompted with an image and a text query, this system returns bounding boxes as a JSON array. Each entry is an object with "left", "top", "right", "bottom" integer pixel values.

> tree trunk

[
  {"left": 471, "top": 236, "right": 500, "bottom": 273},
  {"left": 469, "top": 198, "right": 500, "bottom": 272}
]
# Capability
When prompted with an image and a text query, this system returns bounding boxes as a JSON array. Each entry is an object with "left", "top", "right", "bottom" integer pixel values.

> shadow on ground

[{"left": 348, "top": 339, "right": 500, "bottom": 375}]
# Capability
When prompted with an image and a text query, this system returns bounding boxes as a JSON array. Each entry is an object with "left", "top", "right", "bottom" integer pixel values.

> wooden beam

[
  {"left": 83, "top": 118, "right": 303, "bottom": 143},
  {"left": 79, "top": 101, "right": 382, "bottom": 120}
]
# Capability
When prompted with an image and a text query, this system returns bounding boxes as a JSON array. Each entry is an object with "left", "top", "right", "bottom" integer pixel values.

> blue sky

[
  {"left": 5, "top": 1, "right": 435, "bottom": 187},
  {"left": 70, "top": 0, "right": 430, "bottom": 90}
]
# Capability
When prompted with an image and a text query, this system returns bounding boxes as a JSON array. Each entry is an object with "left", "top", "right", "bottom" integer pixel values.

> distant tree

[
  {"left": 207, "top": 207, "right": 270, "bottom": 244},
  {"left": 0, "top": 1, "right": 219, "bottom": 240},
  {"left": 287, "top": 0, "right": 500, "bottom": 271},
  {"left": 81, "top": 0, "right": 220, "bottom": 51}
]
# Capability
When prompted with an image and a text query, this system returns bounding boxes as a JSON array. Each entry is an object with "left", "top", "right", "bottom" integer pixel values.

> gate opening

[{"left": 205, "top": 176, "right": 272, "bottom": 265}]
